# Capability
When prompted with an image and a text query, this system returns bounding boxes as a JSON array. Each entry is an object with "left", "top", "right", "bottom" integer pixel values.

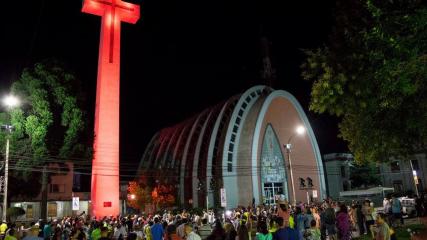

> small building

[
  {"left": 10, "top": 162, "right": 90, "bottom": 221},
  {"left": 379, "top": 154, "right": 427, "bottom": 195},
  {"left": 323, "top": 153, "right": 354, "bottom": 199},
  {"left": 324, "top": 153, "right": 427, "bottom": 199},
  {"left": 10, "top": 161, "right": 131, "bottom": 221}
]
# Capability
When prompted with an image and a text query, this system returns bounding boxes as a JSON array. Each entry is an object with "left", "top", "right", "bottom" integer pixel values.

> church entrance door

[{"left": 263, "top": 182, "right": 284, "bottom": 205}]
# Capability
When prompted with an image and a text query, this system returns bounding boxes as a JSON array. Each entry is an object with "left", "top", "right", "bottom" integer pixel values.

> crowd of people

[{"left": 0, "top": 197, "right": 413, "bottom": 240}]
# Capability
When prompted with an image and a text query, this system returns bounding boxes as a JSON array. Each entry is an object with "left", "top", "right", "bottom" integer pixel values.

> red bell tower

[{"left": 82, "top": 0, "right": 140, "bottom": 218}]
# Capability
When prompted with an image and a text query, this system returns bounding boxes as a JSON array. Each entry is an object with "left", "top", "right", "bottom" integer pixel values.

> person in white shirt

[
  {"left": 383, "top": 198, "right": 391, "bottom": 214},
  {"left": 114, "top": 223, "right": 127, "bottom": 240},
  {"left": 185, "top": 224, "right": 201, "bottom": 240},
  {"left": 177, "top": 219, "right": 188, "bottom": 239}
]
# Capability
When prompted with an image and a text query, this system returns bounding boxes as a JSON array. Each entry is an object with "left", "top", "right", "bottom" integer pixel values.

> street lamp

[
  {"left": 2, "top": 95, "right": 19, "bottom": 222},
  {"left": 284, "top": 125, "right": 305, "bottom": 205},
  {"left": 409, "top": 160, "right": 419, "bottom": 197}
]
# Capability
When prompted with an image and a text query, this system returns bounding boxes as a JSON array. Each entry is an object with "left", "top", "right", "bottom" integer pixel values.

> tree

[
  {"left": 349, "top": 163, "right": 381, "bottom": 188},
  {"left": 127, "top": 180, "right": 152, "bottom": 211},
  {"left": 301, "top": 0, "right": 427, "bottom": 163},
  {"left": 7, "top": 207, "right": 25, "bottom": 223},
  {"left": 1, "top": 61, "right": 89, "bottom": 219},
  {"left": 151, "top": 183, "right": 176, "bottom": 209}
]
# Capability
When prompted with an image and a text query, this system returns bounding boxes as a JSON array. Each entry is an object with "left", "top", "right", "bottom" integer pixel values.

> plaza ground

[{"left": 354, "top": 217, "right": 427, "bottom": 240}]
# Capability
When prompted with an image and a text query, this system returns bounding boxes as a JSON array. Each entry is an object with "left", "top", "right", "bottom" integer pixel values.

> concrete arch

[
  {"left": 222, "top": 85, "right": 272, "bottom": 207},
  {"left": 205, "top": 98, "right": 236, "bottom": 207},
  {"left": 192, "top": 109, "right": 215, "bottom": 207},
  {"left": 137, "top": 132, "right": 160, "bottom": 175},
  {"left": 160, "top": 125, "right": 184, "bottom": 168},
  {"left": 251, "top": 90, "right": 326, "bottom": 204},
  {"left": 180, "top": 112, "right": 207, "bottom": 204}
]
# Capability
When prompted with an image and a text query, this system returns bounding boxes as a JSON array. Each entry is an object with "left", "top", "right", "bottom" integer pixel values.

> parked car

[{"left": 399, "top": 197, "right": 416, "bottom": 217}]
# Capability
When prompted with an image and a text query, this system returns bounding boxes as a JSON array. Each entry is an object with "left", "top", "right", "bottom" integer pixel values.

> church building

[{"left": 137, "top": 85, "right": 326, "bottom": 208}]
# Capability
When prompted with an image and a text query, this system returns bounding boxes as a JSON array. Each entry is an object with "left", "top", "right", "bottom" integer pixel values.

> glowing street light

[
  {"left": 296, "top": 125, "right": 305, "bottom": 135},
  {"left": 2, "top": 94, "right": 20, "bottom": 222},
  {"left": 285, "top": 125, "right": 306, "bottom": 205},
  {"left": 3, "top": 95, "right": 20, "bottom": 108}
]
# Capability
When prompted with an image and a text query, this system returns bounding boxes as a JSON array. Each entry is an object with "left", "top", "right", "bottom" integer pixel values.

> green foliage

[
  {"left": 7, "top": 207, "right": 25, "bottom": 218},
  {"left": 349, "top": 162, "right": 381, "bottom": 188},
  {"left": 1, "top": 61, "right": 90, "bottom": 197},
  {"left": 301, "top": 0, "right": 427, "bottom": 163}
]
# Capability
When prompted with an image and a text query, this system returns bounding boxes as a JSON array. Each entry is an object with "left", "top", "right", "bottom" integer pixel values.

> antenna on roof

[{"left": 260, "top": 36, "right": 276, "bottom": 87}]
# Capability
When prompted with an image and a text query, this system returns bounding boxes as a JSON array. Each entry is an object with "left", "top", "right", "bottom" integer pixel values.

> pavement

[{"left": 405, "top": 216, "right": 427, "bottom": 240}]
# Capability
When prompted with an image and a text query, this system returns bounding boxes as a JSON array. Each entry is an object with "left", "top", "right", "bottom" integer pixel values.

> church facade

[{"left": 138, "top": 85, "right": 326, "bottom": 208}]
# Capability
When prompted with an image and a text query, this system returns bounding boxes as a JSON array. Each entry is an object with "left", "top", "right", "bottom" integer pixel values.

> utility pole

[
  {"left": 409, "top": 160, "right": 419, "bottom": 197},
  {"left": 1, "top": 95, "right": 20, "bottom": 222},
  {"left": 1, "top": 125, "right": 12, "bottom": 222}
]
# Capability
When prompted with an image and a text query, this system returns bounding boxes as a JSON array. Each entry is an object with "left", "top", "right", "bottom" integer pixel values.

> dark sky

[{"left": 0, "top": 0, "right": 348, "bottom": 177}]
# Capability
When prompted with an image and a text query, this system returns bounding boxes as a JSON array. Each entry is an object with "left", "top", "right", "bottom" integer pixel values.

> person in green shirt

[
  {"left": 5, "top": 229, "right": 17, "bottom": 240},
  {"left": 255, "top": 221, "right": 272, "bottom": 240},
  {"left": 268, "top": 218, "right": 278, "bottom": 234},
  {"left": 304, "top": 220, "right": 320, "bottom": 240},
  {"left": 91, "top": 223, "right": 101, "bottom": 240}
]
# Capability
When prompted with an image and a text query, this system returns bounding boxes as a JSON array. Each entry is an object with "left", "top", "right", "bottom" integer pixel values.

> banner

[
  {"left": 72, "top": 197, "right": 80, "bottom": 211},
  {"left": 220, "top": 188, "right": 227, "bottom": 207},
  {"left": 312, "top": 190, "right": 318, "bottom": 198}
]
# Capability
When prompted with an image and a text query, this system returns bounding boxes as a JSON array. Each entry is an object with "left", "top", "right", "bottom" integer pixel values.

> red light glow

[{"left": 82, "top": 0, "right": 140, "bottom": 218}]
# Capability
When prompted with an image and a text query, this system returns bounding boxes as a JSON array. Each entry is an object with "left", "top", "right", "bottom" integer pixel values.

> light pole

[
  {"left": 284, "top": 125, "right": 305, "bottom": 206},
  {"left": 409, "top": 160, "right": 419, "bottom": 197},
  {"left": 2, "top": 95, "right": 19, "bottom": 222}
]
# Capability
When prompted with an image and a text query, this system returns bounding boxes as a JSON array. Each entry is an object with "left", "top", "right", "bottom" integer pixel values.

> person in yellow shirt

[{"left": 0, "top": 221, "right": 8, "bottom": 239}]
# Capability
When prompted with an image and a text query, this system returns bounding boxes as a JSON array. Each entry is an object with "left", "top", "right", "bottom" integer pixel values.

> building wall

[
  {"left": 254, "top": 96, "right": 324, "bottom": 203},
  {"left": 323, "top": 153, "right": 427, "bottom": 198},
  {"left": 324, "top": 164, "right": 350, "bottom": 198},
  {"left": 379, "top": 154, "right": 427, "bottom": 194},
  {"left": 137, "top": 86, "right": 326, "bottom": 208}
]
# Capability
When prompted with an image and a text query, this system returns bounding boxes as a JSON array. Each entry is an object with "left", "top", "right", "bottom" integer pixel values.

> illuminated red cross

[
  {"left": 83, "top": 0, "right": 140, "bottom": 63},
  {"left": 82, "top": 0, "right": 139, "bottom": 218}
]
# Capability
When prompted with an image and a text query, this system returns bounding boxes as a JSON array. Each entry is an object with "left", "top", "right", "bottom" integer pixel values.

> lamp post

[
  {"left": 284, "top": 125, "right": 305, "bottom": 206},
  {"left": 409, "top": 160, "right": 419, "bottom": 197},
  {"left": 2, "top": 95, "right": 19, "bottom": 222}
]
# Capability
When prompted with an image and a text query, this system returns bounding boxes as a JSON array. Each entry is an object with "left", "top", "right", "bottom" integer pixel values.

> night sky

[{"left": 0, "top": 0, "right": 347, "bottom": 178}]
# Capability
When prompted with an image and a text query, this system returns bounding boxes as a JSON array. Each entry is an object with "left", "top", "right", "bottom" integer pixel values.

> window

[
  {"left": 340, "top": 166, "right": 346, "bottom": 177},
  {"left": 299, "top": 178, "right": 306, "bottom": 188},
  {"left": 411, "top": 160, "right": 420, "bottom": 171},
  {"left": 393, "top": 180, "right": 404, "bottom": 192},
  {"left": 236, "top": 117, "right": 241, "bottom": 125},
  {"left": 238, "top": 109, "right": 244, "bottom": 117},
  {"left": 390, "top": 161, "right": 400, "bottom": 172},
  {"left": 233, "top": 126, "right": 238, "bottom": 133},
  {"left": 245, "top": 96, "right": 251, "bottom": 102},
  {"left": 227, "top": 163, "right": 232, "bottom": 172},
  {"left": 343, "top": 181, "right": 349, "bottom": 191},
  {"left": 50, "top": 184, "right": 65, "bottom": 193},
  {"left": 231, "top": 134, "right": 236, "bottom": 142},
  {"left": 229, "top": 143, "right": 234, "bottom": 152},
  {"left": 242, "top": 103, "right": 247, "bottom": 109}
]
